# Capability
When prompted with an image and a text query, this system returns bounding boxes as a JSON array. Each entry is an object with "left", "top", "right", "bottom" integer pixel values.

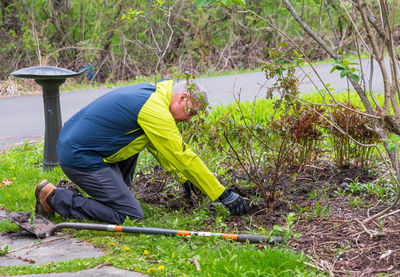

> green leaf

[
  {"left": 233, "top": 0, "right": 245, "bottom": 5},
  {"left": 296, "top": 58, "right": 304, "bottom": 65},
  {"left": 340, "top": 69, "right": 350, "bottom": 78},
  {"left": 286, "top": 212, "right": 296, "bottom": 222},
  {"left": 387, "top": 144, "right": 396, "bottom": 152},
  {"left": 335, "top": 65, "right": 345, "bottom": 70},
  {"left": 331, "top": 64, "right": 345, "bottom": 73},
  {"left": 196, "top": 0, "right": 208, "bottom": 7},
  {"left": 272, "top": 225, "right": 283, "bottom": 232},
  {"left": 278, "top": 42, "right": 288, "bottom": 47},
  {"left": 350, "top": 74, "right": 360, "bottom": 82}
]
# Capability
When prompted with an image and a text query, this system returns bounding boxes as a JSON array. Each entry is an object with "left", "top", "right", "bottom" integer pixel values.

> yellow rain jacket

[{"left": 57, "top": 80, "right": 225, "bottom": 201}]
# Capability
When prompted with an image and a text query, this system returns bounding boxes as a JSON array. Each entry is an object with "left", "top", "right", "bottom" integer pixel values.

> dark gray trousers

[{"left": 52, "top": 155, "right": 143, "bottom": 224}]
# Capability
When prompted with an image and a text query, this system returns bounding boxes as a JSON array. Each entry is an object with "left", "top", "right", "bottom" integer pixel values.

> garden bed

[{"left": 130, "top": 164, "right": 399, "bottom": 276}]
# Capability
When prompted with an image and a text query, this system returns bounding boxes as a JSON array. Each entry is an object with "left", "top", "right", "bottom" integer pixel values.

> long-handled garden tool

[
  {"left": 49, "top": 222, "right": 283, "bottom": 243},
  {"left": 3, "top": 212, "right": 283, "bottom": 244}
]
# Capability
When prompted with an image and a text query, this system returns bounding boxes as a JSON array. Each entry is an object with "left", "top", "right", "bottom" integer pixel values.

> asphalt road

[{"left": 0, "top": 58, "right": 388, "bottom": 150}]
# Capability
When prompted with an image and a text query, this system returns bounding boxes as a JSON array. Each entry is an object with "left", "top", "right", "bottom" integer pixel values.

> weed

[
  {"left": 345, "top": 177, "right": 392, "bottom": 201},
  {"left": 307, "top": 200, "right": 331, "bottom": 219},
  {"left": 308, "top": 187, "right": 329, "bottom": 200},
  {"left": 0, "top": 245, "right": 10, "bottom": 256},
  {"left": 333, "top": 244, "right": 351, "bottom": 257},
  {"left": 295, "top": 204, "right": 311, "bottom": 214},
  {"left": 378, "top": 219, "right": 384, "bottom": 231},
  {"left": 346, "top": 177, "right": 362, "bottom": 195},
  {"left": 249, "top": 192, "right": 264, "bottom": 207},
  {"left": 335, "top": 188, "right": 347, "bottom": 197},
  {"left": 348, "top": 196, "right": 365, "bottom": 209},
  {"left": 269, "top": 212, "right": 301, "bottom": 242}
]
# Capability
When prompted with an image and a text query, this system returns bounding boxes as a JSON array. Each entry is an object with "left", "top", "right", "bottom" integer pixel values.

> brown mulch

[
  {"left": 130, "top": 164, "right": 400, "bottom": 276},
  {"left": 290, "top": 200, "right": 400, "bottom": 276}
]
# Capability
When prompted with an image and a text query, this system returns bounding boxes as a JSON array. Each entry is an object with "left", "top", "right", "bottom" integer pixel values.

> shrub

[
  {"left": 324, "top": 104, "right": 380, "bottom": 167},
  {"left": 279, "top": 104, "right": 325, "bottom": 166}
]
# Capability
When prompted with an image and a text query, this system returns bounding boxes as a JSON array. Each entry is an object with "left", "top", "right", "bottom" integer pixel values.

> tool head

[{"left": 5, "top": 211, "right": 55, "bottom": 238}]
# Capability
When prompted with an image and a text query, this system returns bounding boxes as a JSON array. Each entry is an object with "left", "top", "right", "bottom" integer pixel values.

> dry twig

[{"left": 189, "top": 258, "right": 201, "bottom": 272}]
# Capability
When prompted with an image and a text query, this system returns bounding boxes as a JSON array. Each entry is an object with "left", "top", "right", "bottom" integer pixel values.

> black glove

[
  {"left": 218, "top": 188, "right": 249, "bottom": 216},
  {"left": 183, "top": 181, "right": 194, "bottom": 199}
]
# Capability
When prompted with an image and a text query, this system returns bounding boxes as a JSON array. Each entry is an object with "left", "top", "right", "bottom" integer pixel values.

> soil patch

[
  {"left": 290, "top": 202, "right": 400, "bottom": 276},
  {"left": 130, "top": 164, "right": 399, "bottom": 276}
]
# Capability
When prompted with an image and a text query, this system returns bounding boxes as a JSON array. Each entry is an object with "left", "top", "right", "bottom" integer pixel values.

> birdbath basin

[{"left": 11, "top": 66, "right": 85, "bottom": 170}]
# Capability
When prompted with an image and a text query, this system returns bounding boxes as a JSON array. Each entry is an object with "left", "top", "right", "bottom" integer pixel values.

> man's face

[{"left": 170, "top": 93, "right": 198, "bottom": 123}]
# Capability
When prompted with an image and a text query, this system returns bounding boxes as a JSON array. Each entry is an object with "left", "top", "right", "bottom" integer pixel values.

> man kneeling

[{"left": 35, "top": 80, "right": 249, "bottom": 224}]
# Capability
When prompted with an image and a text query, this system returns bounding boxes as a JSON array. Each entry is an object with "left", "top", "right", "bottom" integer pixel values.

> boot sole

[
  {"left": 35, "top": 180, "right": 50, "bottom": 206},
  {"left": 35, "top": 180, "right": 55, "bottom": 216}
]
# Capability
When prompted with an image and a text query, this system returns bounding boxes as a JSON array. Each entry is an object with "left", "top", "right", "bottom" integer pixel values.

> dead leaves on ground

[{"left": 1, "top": 178, "right": 12, "bottom": 188}]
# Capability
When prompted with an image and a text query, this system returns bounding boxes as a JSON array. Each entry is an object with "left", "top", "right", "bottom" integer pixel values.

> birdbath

[{"left": 11, "top": 66, "right": 85, "bottom": 170}]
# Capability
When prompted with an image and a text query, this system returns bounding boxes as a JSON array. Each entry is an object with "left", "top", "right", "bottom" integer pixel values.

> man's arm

[
  {"left": 137, "top": 91, "right": 225, "bottom": 201},
  {"left": 148, "top": 141, "right": 249, "bottom": 215},
  {"left": 138, "top": 83, "right": 249, "bottom": 215},
  {"left": 147, "top": 144, "right": 199, "bottom": 199}
]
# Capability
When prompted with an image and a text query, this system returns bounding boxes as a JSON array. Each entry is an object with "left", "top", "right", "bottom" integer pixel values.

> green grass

[
  {"left": 309, "top": 53, "right": 371, "bottom": 66},
  {"left": 0, "top": 141, "right": 65, "bottom": 212},
  {"left": 0, "top": 220, "right": 20, "bottom": 232},
  {"left": 1, "top": 235, "right": 311, "bottom": 276},
  {"left": 0, "top": 142, "right": 322, "bottom": 276}
]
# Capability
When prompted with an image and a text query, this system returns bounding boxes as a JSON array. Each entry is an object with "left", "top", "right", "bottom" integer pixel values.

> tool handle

[
  {"left": 49, "top": 223, "right": 284, "bottom": 244},
  {"left": 237, "top": 234, "right": 283, "bottom": 243}
]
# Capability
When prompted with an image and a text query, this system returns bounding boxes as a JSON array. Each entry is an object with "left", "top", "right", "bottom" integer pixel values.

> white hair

[{"left": 173, "top": 81, "right": 209, "bottom": 106}]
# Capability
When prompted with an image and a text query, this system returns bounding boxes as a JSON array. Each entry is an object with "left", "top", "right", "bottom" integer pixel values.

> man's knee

[
  {"left": 117, "top": 209, "right": 144, "bottom": 224},
  {"left": 135, "top": 209, "right": 144, "bottom": 220}
]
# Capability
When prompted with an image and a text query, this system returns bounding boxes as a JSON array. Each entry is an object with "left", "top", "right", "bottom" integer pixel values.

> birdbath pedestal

[{"left": 11, "top": 66, "right": 85, "bottom": 170}]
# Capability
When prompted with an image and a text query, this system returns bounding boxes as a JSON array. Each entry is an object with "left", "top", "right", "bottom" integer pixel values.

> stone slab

[
  {"left": 0, "top": 209, "right": 7, "bottom": 219},
  {"left": 0, "top": 230, "right": 104, "bottom": 266}
]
